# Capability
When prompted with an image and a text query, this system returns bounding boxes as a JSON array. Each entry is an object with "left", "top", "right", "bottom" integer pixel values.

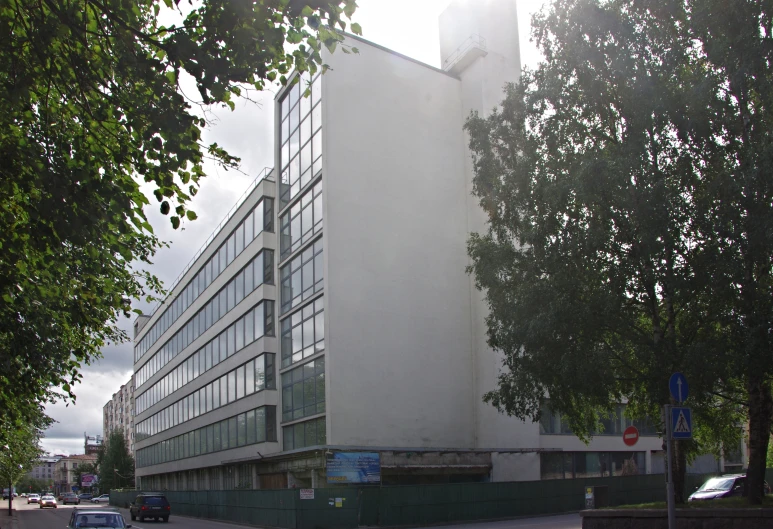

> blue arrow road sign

[
  {"left": 669, "top": 372, "right": 689, "bottom": 403},
  {"left": 671, "top": 407, "right": 692, "bottom": 439}
]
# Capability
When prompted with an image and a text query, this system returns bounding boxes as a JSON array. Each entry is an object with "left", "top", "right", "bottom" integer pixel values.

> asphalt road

[
  {"left": 10, "top": 499, "right": 581, "bottom": 529},
  {"left": 12, "top": 499, "right": 244, "bottom": 529}
]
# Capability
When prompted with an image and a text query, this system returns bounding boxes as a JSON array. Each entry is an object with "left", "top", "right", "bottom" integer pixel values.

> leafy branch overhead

[{"left": 0, "top": 0, "right": 359, "bottom": 432}]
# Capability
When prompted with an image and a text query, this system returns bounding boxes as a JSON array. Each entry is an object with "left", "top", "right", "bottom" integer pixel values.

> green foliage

[
  {"left": 15, "top": 475, "right": 53, "bottom": 494},
  {"left": 0, "top": 0, "right": 358, "bottom": 433},
  {"left": 0, "top": 412, "right": 45, "bottom": 488},
  {"left": 466, "top": 0, "right": 773, "bottom": 503},
  {"left": 96, "top": 430, "right": 134, "bottom": 493}
]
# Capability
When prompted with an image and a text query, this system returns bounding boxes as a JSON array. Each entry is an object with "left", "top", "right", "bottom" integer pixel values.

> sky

[{"left": 41, "top": 0, "right": 549, "bottom": 456}]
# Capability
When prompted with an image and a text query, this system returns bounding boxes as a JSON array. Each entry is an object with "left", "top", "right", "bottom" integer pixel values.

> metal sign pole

[{"left": 664, "top": 404, "right": 675, "bottom": 529}]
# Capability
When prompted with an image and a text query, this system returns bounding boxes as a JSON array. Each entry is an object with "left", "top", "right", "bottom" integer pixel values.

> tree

[
  {"left": 0, "top": 415, "right": 44, "bottom": 514},
  {"left": 0, "top": 0, "right": 359, "bottom": 433},
  {"left": 96, "top": 430, "right": 134, "bottom": 493},
  {"left": 465, "top": 0, "right": 773, "bottom": 503},
  {"left": 15, "top": 475, "right": 53, "bottom": 494},
  {"left": 74, "top": 461, "right": 99, "bottom": 493}
]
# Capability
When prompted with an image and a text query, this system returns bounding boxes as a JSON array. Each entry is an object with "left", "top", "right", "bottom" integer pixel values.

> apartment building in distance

[
  {"left": 132, "top": 0, "right": 670, "bottom": 490},
  {"left": 103, "top": 375, "right": 136, "bottom": 455},
  {"left": 26, "top": 456, "right": 60, "bottom": 484}
]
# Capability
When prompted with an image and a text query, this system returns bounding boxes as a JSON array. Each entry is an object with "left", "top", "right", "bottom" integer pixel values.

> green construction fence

[{"left": 110, "top": 470, "right": 773, "bottom": 528}]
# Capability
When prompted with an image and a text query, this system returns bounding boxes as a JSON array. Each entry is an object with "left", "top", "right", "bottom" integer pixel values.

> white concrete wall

[
  {"left": 322, "top": 38, "right": 475, "bottom": 449},
  {"left": 491, "top": 452, "right": 540, "bottom": 482}
]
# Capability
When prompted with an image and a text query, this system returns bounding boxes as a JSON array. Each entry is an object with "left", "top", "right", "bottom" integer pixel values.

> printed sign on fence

[{"left": 326, "top": 452, "right": 381, "bottom": 484}]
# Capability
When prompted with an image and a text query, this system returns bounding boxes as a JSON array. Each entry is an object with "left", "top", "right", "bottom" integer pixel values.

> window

[
  {"left": 280, "top": 239, "right": 323, "bottom": 313},
  {"left": 281, "top": 357, "right": 325, "bottom": 422},
  {"left": 541, "top": 452, "right": 646, "bottom": 480},
  {"left": 280, "top": 73, "right": 322, "bottom": 207},
  {"left": 280, "top": 182, "right": 323, "bottom": 258},
  {"left": 133, "top": 197, "right": 272, "bottom": 367},
  {"left": 136, "top": 406, "right": 276, "bottom": 468},
  {"left": 539, "top": 402, "right": 658, "bottom": 436},
  {"left": 136, "top": 353, "right": 276, "bottom": 439},
  {"left": 281, "top": 298, "right": 324, "bottom": 367},
  {"left": 282, "top": 416, "right": 326, "bottom": 451}
]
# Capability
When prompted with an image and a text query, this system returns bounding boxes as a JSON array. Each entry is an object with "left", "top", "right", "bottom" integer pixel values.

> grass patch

[{"left": 611, "top": 496, "right": 773, "bottom": 510}]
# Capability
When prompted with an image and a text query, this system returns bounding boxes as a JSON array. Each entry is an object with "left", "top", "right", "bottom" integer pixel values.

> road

[{"left": 11, "top": 499, "right": 582, "bottom": 529}]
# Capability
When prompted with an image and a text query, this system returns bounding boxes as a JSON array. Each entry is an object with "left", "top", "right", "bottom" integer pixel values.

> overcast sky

[{"left": 41, "top": 0, "right": 548, "bottom": 456}]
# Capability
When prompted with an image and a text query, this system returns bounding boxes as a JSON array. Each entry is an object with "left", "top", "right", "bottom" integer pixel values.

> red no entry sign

[{"left": 623, "top": 425, "right": 639, "bottom": 446}]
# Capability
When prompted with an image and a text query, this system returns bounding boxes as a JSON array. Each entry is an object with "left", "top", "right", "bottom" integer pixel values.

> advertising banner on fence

[{"left": 326, "top": 452, "right": 381, "bottom": 484}]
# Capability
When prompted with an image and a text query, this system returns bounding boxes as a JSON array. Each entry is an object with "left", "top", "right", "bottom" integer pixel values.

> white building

[
  {"left": 54, "top": 454, "right": 98, "bottom": 495},
  {"left": 132, "top": 0, "right": 676, "bottom": 490},
  {"left": 103, "top": 375, "right": 136, "bottom": 455}
]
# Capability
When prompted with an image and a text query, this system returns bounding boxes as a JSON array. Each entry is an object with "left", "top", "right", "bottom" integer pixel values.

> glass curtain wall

[{"left": 277, "top": 71, "right": 326, "bottom": 451}]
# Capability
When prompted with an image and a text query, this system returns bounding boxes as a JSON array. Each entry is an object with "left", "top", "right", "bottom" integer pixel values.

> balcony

[{"left": 442, "top": 34, "right": 488, "bottom": 75}]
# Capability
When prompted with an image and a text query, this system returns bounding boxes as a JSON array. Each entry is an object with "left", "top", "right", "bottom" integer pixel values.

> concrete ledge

[{"left": 581, "top": 508, "right": 773, "bottom": 529}]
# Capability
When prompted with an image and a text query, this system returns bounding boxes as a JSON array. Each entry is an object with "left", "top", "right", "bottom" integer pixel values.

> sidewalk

[{"left": 0, "top": 505, "right": 18, "bottom": 529}]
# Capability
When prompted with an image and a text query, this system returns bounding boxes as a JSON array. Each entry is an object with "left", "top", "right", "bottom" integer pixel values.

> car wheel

[
  {"left": 163, "top": 516, "right": 169, "bottom": 522},
  {"left": 130, "top": 512, "right": 136, "bottom": 521},
  {"left": 138, "top": 516, "right": 144, "bottom": 522}
]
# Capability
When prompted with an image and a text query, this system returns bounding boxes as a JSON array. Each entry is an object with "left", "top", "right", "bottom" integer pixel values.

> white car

[
  {"left": 91, "top": 494, "right": 110, "bottom": 504},
  {"left": 27, "top": 494, "right": 40, "bottom": 504},
  {"left": 39, "top": 495, "right": 57, "bottom": 509}
]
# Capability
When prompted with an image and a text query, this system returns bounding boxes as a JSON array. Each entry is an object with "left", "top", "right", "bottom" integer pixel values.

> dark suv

[{"left": 129, "top": 493, "right": 171, "bottom": 523}]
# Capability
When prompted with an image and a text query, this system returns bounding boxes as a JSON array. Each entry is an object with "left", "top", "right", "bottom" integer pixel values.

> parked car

[
  {"left": 78, "top": 493, "right": 93, "bottom": 501},
  {"left": 60, "top": 492, "right": 80, "bottom": 505},
  {"left": 26, "top": 494, "right": 40, "bottom": 504},
  {"left": 91, "top": 494, "right": 110, "bottom": 504},
  {"left": 67, "top": 507, "right": 132, "bottom": 529},
  {"left": 688, "top": 474, "right": 771, "bottom": 502},
  {"left": 129, "top": 493, "right": 171, "bottom": 523},
  {"left": 39, "top": 495, "right": 57, "bottom": 509}
]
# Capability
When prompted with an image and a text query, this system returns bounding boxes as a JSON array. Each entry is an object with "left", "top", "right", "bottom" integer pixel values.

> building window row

[
  {"left": 539, "top": 403, "right": 658, "bottom": 437},
  {"left": 280, "top": 298, "right": 324, "bottom": 368},
  {"left": 135, "top": 197, "right": 274, "bottom": 362},
  {"left": 540, "top": 451, "right": 646, "bottom": 480},
  {"left": 136, "top": 406, "right": 277, "bottom": 468},
  {"left": 280, "top": 239, "right": 323, "bottom": 314},
  {"left": 136, "top": 300, "right": 275, "bottom": 414},
  {"left": 282, "top": 416, "right": 326, "bottom": 451},
  {"left": 281, "top": 357, "right": 324, "bottom": 423},
  {"left": 136, "top": 250, "right": 274, "bottom": 389},
  {"left": 136, "top": 353, "right": 276, "bottom": 440},
  {"left": 280, "top": 182, "right": 322, "bottom": 259},
  {"left": 280, "top": 72, "right": 322, "bottom": 207}
]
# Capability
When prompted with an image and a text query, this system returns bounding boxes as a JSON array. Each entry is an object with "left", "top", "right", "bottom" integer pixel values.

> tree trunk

[
  {"left": 745, "top": 375, "right": 773, "bottom": 504},
  {"left": 7, "top": 480, "right": 11, "bottom": 516}
]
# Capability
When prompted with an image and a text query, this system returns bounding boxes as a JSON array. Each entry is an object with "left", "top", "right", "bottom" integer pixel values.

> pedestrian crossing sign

[{"left": 671, "top": 407, "right": 692, "bottom": 439}]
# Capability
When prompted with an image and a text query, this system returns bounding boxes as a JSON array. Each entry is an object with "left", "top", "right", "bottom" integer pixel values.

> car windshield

[
  {"left": 697, "top": 477, "right": 736, "bottom": 491},
  {"left": 144, "top": 496, "right": 167, "bottom": 505},
  {"left": 42, "top": 496, "right": 54, "bottom": 500},
  {"left": 74, "top": 513, "right": 125, "bottom": 528}
]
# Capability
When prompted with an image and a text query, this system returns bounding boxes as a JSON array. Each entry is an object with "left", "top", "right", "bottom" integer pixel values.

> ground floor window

[{"left": 540, "top": 451, "right": 646, "bottom": 480}]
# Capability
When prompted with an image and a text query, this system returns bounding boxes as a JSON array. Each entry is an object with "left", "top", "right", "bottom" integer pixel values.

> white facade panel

[{"left": 322, "top": 39, "right": 475, "bottom": 449}]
